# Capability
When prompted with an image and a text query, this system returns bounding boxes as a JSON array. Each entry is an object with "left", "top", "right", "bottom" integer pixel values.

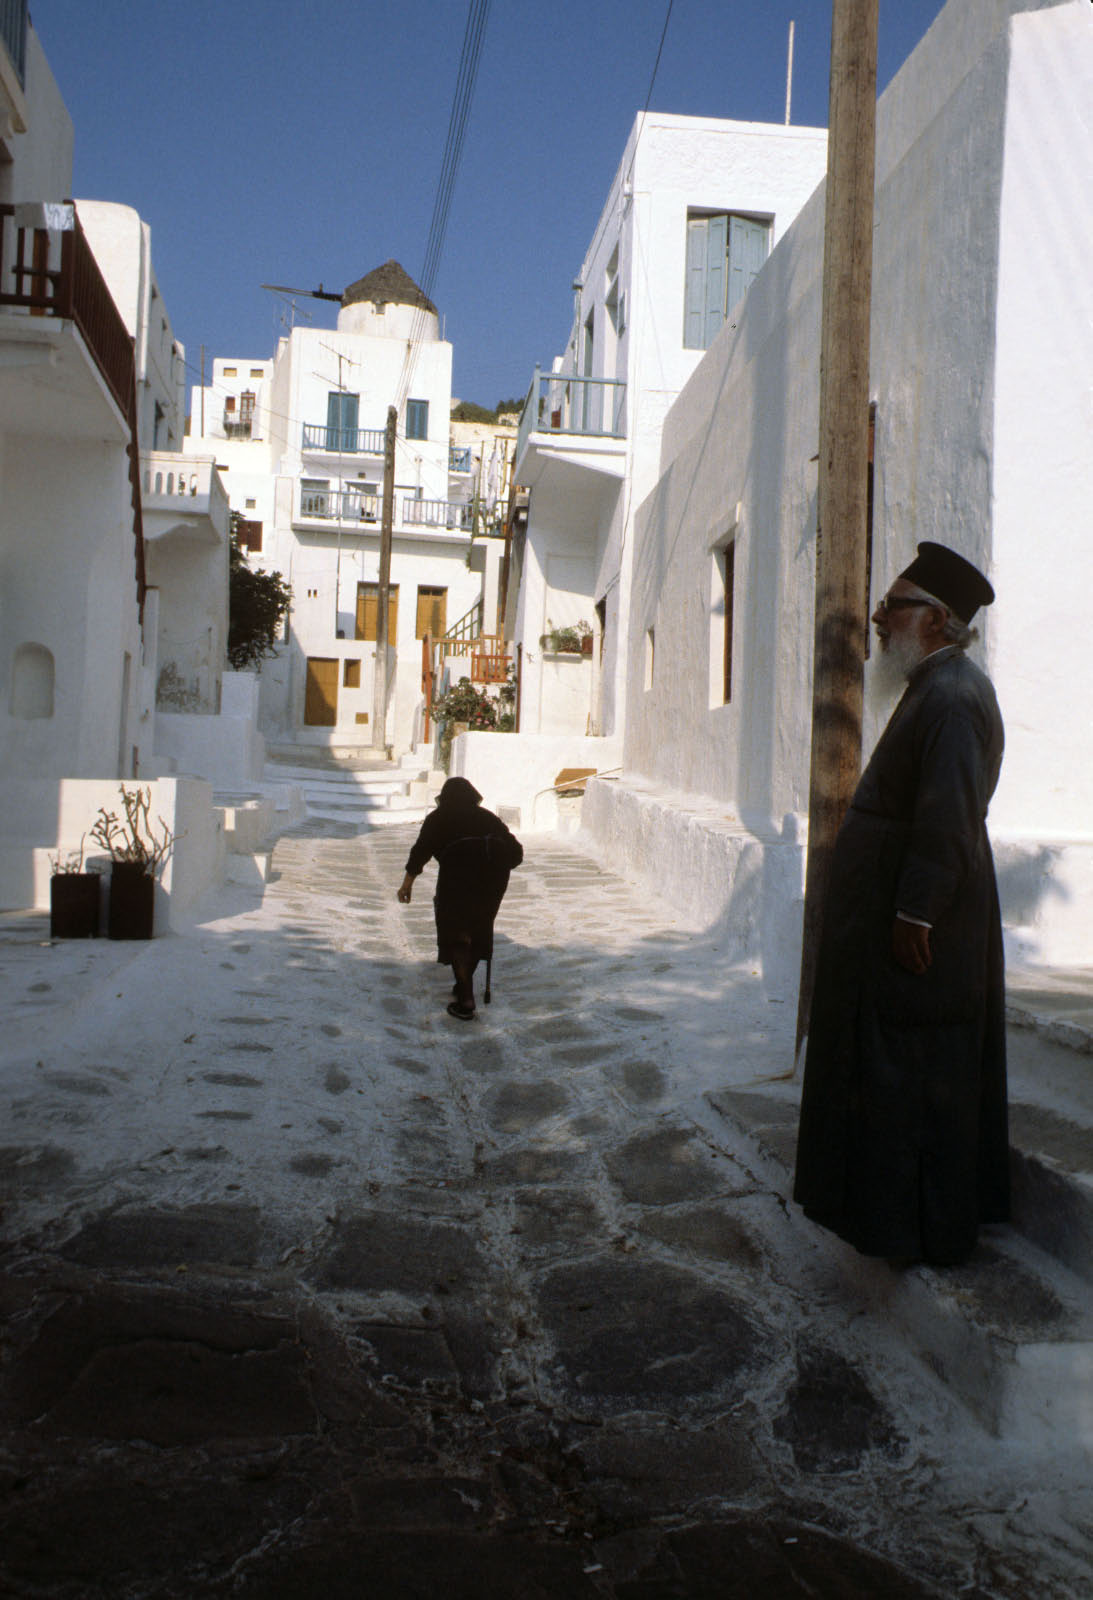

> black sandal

[{"left": 446, "top": 1000, "right": 476, "bottom": 1021}]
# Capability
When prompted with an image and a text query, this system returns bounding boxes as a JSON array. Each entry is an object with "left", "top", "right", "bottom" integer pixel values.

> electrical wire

[{"left": 394, "top": 0, "right": 492, "bottom": 414}]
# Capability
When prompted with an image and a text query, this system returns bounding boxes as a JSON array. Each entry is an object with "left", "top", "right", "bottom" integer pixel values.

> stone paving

[{"left": 1, "top": 819, "right": 1091, "bottom": 1598}]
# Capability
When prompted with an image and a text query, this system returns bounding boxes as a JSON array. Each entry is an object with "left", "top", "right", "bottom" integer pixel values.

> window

[
  {"left": 250, "top": 367, "right": 264, "bottom": 378},
  {"left": 10, "top": 643, "right": 54, "bottom": 719},
  {"left": 684, "top": 212, "right": 771, "bottom": 350},
  {"left": 327, "top": 391, "right": 359, "bottom": 451},
  {"left": 710, "top": 539, "right": 736, "bottom": 705},
  {"left": 643, "top": 627, "right": 655, "bottom": 692},
  {"left": 343, "top": 659, "right": 361, "bottom": 688},
  {"left": 226, "top": 389, "right": 254, "bottom": 438},
  {"left": 223, "top": 366, "right": 237, "bottom": 377},
  {"left": 415, "top": 585, "right": 447, "bottom": 640},
  {"left": 245, "top": 498, "right": 256, "bottom": 509},
  {"left": 301, "top": 479, "right": 330, "bottom": 516},
  {"left": 236, "top": 518, "right": 263, "bottom": 553},
  {"left": 406, "top": 398, "right": 429, "bottom": 440},
  {"left": 356, "top": 582, "right": 399, "bottom": 642}
]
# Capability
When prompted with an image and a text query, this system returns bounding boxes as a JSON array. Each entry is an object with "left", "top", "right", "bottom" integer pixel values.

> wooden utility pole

[
  {"left": 796, "top": 0, "right": 879, "bottom": 1058},
  {"left": 372, "top": 405, "right": 398, "bottom": 753}
]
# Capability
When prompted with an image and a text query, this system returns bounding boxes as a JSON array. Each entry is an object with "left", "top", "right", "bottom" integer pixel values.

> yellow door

[{"left": 304, "top": 657, "right": 338, "bottom": 726}]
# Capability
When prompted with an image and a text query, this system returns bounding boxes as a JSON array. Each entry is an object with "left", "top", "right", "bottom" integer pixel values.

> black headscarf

[{"left": 436, "top": 776, "right": 483, "bottom": 811}]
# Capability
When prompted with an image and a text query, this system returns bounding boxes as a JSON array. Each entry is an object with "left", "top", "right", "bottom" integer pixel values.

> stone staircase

[
  {"left": 707, "top": 1013, "right": 1093, "bottom": 1452},
  {"left": 263, "top": 744, "right": 439, "bottom": 830}
]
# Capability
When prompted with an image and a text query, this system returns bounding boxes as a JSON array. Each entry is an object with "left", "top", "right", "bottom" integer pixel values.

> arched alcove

[{"left": 10, "top": 642, "right": 55, "bottom": 719}]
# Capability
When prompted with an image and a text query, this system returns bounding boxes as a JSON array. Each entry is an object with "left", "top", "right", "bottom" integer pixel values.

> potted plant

[
  {"left": 433, "top": 676, "right": 498, "bottom": 772},
  {"left": 90, "top": 786, "right": 177, "bottom": 940},
  {"left": 48, "top": 838, "right": 102, "bottom": 939},
  {"left": 541, "top": 619, "right": 594, "bottom": 656}
]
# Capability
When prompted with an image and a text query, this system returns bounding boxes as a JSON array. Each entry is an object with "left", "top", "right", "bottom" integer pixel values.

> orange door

[{"left": 304, "top": 657, "right": 338, "bottom": 726}]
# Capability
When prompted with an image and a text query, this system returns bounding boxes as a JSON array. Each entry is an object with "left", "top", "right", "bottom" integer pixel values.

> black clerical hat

[{"left": 897, "top": 542, "right": 995, "bottom": 623}]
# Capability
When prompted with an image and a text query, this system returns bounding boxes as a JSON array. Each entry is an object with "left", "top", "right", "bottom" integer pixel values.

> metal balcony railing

[
  {"left": 299, "top": 486, "right": 380, "bottom": 522},
  {"left": 1, "top": 0, "right": 27, "bottom": 85},
  {"left": 403, "top": 498, "right": 474, "bottom": 531},
  {"left": 516, "top": 366, "right": 627, "bottom": 463},
  {"left": 223, "top": 414, "right": 252, "bottom": 439},
  {"left": 302, "top": 422, "right": 386, "bottom": 455}
]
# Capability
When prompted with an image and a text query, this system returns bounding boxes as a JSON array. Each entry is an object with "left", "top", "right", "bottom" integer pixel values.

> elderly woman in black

[{"left": 397, "top": 777, "right": 523, "bottom": 1020}]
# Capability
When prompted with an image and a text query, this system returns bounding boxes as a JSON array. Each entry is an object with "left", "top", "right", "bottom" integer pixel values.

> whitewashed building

[
  {"left": 509, "top": 111, "right": 828, "bottom": 748},
  {"left": 188, "top": 263, "right": 509, "bottom": 756},
  {"left": 579, "top": 0, "right": 1093, "bottom": 982},
  {"left": 0, "top": 10, "right": 234, "bottom": 920}
]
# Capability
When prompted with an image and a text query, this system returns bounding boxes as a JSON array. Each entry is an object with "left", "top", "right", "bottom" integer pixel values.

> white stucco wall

[
  {"left": 451, "top": 732, "right": 623, "bottom": 833},
  {"left": 987, "top": 0, "right": 1093, "bottom": 842},
  {"left": 602, "top": 0, "right": 1093, "bottom": 973},
  {"left": 516, "top": 112, "right": 827, "bottom": 744},
  {"left": 0, "top": 777, "right": 224, "bottom": 929},
  {"left": 155, "top": 672, "right": 266, "bottom": 789},
  {"left": 0, "top": 433, "right": 147, "bottom": 780},
  {"left": 78, "top": 201, "right": 185, "bottom": 450},
  {"left": 0, "top": 26, "right": 72, "bottom": 207}
]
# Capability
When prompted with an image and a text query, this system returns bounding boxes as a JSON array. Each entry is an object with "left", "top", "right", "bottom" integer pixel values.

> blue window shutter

[
  {"left": 684, "top": 218, "right": 709, "bottom": 349},
  {"left": 407, "top": 399, "right": 428, "bottom": 440},
  {"left": 703, "top": 214, "right": 728, "bottom": 348},
  {"left": 326, "top": 391, "right": 358, "bottom": 449},
  {"left": 727, "top": 217, "right": 770, "bottom": 315}
]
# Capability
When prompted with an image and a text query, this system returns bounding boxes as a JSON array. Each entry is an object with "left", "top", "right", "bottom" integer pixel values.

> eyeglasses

[{"left": 877, "top": 594, "right": 937, "bottom": 612}]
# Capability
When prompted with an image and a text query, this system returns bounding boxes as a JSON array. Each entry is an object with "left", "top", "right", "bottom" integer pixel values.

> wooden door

[{"left": 304, "top": 657, "right": 338, "bottom": 726}]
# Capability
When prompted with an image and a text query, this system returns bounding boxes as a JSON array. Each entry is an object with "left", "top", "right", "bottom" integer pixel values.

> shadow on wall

[{"left": 994, "top": 845, "right": 1068, "bottom": 926}]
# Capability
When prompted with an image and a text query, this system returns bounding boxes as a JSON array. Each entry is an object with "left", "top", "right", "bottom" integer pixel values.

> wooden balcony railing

[{"left": 0, "top": 200, "right": 145, "bottom": 609}]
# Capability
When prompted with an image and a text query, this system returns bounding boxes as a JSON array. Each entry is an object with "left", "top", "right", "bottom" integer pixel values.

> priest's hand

[
  {"left": 397, "top": 874, "right": 414, "bottom": 904},
  {"left": 892, "top": 918, "right": 931, "bottom": 974}
]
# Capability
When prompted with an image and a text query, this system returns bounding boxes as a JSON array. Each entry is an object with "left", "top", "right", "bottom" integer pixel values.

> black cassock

[
  {"left": 405, "top": 803, "right": 523, "bottom": 969},
  {"left": 794, "top": 646, "right": 1009, "bottom": 1264}
]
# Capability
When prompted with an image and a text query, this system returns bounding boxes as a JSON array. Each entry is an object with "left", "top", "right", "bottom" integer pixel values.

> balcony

[
  {"left": 0, "top": 200, "right": 136, "bottom": 431},
  {"left": 515, "top": 366, "right": 627, "bottom": 486},
  {"left": 403, "top": 498, "right": 474, "bottom": 532},
  {"left": 223, "top": 413, "right": 252, "bottom": 440},
  {"left": 302, "top": 422, "right": 386, "bottom": 456},
  {"left": 142, "top": 453, "right": 230, "bottom": 546},
  {"left": 297, "top": 484, "right": 380, "bottom": 525}
]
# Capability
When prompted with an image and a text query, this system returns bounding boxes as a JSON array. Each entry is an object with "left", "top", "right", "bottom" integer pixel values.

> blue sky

[{"left": 30, "top": 1, "right": 947, "bottom": 411}]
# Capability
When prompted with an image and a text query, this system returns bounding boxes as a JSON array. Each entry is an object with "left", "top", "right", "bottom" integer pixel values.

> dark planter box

[
  {"left": 50, "top": 873, "right": 102, "bottom": 939},
  {"left": 108, "top": 861, "right": 155, "bottom": 940}
]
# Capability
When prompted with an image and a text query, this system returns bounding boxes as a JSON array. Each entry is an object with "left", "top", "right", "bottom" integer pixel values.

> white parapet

[{"left": 0, "top": 776, "right": 225, "bottom": 932}]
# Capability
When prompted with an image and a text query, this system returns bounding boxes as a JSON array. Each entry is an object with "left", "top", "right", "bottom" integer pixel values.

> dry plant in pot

[
  {"left": 48, "top": 835, "right": 102, "bottom": 939},
  {"left": 90, "top": 786, "right": 178, "bottom": 940}
]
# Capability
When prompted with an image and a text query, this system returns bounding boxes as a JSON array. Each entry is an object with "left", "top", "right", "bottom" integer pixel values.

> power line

[{"left": 395, "top": 0, "right": 492, "bottom": 414}]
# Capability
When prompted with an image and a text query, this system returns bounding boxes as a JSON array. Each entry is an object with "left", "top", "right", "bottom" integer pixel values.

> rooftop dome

[{"left": 341, "top": 260, "right": 436, "bottom": 314}]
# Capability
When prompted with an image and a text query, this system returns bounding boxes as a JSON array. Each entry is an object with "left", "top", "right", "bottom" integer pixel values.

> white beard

[{"left": 867, "top": 631, "right": 924, "bottom": 714}]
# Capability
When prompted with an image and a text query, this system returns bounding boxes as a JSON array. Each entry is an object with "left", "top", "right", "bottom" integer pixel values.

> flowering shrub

[{"left": 433, "top": 676, "right": 510, "bottom": 770}]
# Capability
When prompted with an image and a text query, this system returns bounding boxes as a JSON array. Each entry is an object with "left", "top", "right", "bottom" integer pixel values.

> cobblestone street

[{"left": 1, "top": 819, "right": 1090, "bottom": 1597}]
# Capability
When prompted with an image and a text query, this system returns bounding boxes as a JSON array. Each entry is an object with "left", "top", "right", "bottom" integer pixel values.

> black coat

[
  {"left": 793, "top": 647, "right": 1009, "bottom": 1263},
  {"left": 405, "top": 803, "right": 523, "bottom": 965}
]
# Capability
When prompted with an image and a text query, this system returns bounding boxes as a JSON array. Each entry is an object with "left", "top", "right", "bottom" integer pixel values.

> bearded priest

[{"left": 794, "top": 542, "right": 1008, "bottom": 1268}]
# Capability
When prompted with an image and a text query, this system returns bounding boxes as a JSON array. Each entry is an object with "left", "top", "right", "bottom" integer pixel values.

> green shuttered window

[{"left": 684, "top": 213, "right": 771, "bottom": 351}]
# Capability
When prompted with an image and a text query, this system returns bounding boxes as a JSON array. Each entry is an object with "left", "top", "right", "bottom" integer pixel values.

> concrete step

[
  {"left": 267, "top": 773, "right": 417, "bottom": 801},
  {"left": 707, "top": 1085, "right": 1093, "bottom": 1450}
]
